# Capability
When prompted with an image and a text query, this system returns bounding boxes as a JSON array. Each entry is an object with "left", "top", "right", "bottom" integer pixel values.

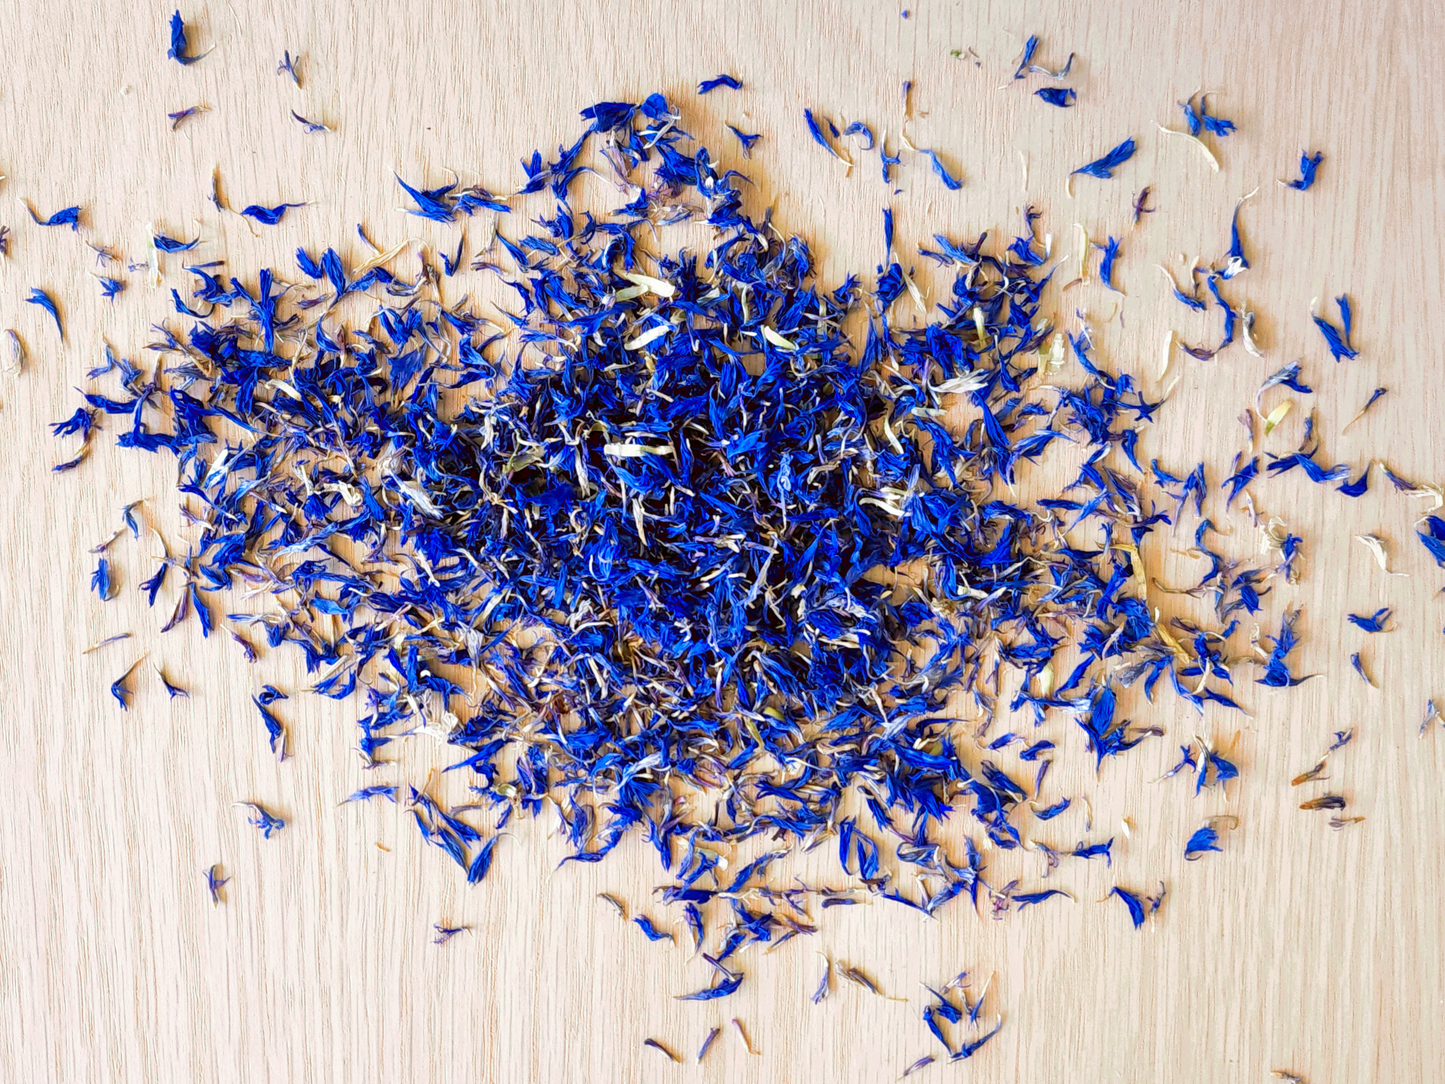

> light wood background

[{"left": 2, "top": 1, "right": 1443, "bottom": 1081}]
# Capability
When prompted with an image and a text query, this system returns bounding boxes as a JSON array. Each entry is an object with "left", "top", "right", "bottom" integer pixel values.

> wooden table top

[{"left": 2, "top": 1, "right": 1442, "bottom": 1080}]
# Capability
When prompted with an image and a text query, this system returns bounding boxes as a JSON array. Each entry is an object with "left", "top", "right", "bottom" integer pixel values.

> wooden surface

[{"left": 2, "top": 1, "right": 1443, "bottom": 1080}]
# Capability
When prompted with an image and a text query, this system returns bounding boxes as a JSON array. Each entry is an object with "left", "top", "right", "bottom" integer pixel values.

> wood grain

[{"left": 2, "top": 1, "right": 1443, "bottom": 1081}]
